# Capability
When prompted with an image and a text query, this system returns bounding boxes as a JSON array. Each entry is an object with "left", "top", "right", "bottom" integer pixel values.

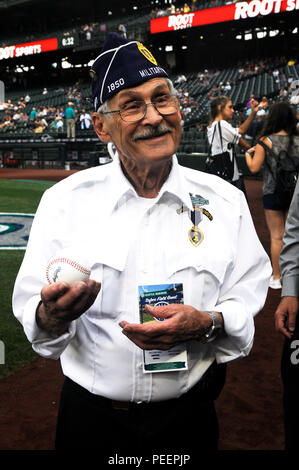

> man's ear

[{"left": 92, "top": 113, "right": 111, "bottom": 143}]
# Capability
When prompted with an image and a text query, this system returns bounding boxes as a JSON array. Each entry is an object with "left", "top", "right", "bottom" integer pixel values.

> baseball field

[
  {"left": 0, "top": 168, "right": 285, "bottom": 450},
  {"left": 0, "top": 178, "right": 55, "bottom": 379}
]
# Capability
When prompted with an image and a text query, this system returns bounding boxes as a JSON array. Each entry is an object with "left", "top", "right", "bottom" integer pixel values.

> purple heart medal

[{"left": 188, "top": 193, "right": 212, "bottom": 247}]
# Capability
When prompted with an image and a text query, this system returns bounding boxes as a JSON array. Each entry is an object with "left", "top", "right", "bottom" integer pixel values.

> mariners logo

[
  {"left": 137, "top": 42, "right": 157, "bottom": 65},
  {"left": 0, "top": 213, "right": 34, "bottom": 249}
]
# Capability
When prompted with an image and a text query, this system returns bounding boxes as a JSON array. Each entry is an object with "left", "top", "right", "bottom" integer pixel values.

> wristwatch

[{"left": 199, "top": 311, "right": 223, "bottom": 343}]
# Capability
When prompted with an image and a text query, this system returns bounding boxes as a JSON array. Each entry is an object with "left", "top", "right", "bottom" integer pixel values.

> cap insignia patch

[{"left": 137, "top": 42, "right": 157, "bottom": 66}]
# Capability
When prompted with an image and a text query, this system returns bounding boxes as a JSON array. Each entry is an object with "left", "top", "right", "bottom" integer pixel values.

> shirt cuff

[
  {"left": 282, "top": 275, "right": 299, "bottom": 298},
  {"left": 213, "top": 300, "right": 255, "bottom": 362},
  {"left": 22, "top": 294, "right": 76, "bottom": 360}
]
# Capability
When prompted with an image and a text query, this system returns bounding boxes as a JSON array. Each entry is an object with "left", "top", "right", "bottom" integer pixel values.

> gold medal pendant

[{"left": 188, "top": 225, "right": 203, "bottom": 247}]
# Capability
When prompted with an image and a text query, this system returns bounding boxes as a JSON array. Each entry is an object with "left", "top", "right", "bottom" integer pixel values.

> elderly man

[{"left": 13, "top": 33, "right": 271, "bottom": 457}]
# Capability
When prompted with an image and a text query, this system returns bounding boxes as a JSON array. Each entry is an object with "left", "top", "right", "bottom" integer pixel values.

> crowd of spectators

[
  {"left": 0, "top": 57, "right": 298, "bottom": 140},
  {"left": 174, "top": 57, "right": 298, "bottom": 124},
  {"left": 0, "top": 81, "right": 94, "bottom": 138},
  {"left": 0, "top": 0, "right": 244, "bottom": 53},
  {"left": 152, "top": 0, "right": 240, "bottom": 17}
]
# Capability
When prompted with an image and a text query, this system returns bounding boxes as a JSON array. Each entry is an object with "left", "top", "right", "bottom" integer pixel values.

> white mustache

[{"left": 132, "top": 125, "right": 172, "bottom": 142}]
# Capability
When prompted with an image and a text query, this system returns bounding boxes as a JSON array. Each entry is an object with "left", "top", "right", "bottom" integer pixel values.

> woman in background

[
  {"left": 207, "top": 95, "right": 258, "bottom": 194},
  {"left": 245, "top": 101, "right": 299, "bottom": 289}
]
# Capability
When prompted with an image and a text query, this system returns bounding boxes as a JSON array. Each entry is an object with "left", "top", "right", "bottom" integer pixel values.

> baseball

[{"left": 46, "top": 250, "right": 91, "bottom": 285}]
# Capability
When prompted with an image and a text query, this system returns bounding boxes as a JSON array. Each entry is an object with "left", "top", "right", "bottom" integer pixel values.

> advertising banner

[
  {"left": 150, "top": 0, "right": 299, "bottom": 33},
  {"left": 0, "top": 37, "right": 58, "bottom": 61}
]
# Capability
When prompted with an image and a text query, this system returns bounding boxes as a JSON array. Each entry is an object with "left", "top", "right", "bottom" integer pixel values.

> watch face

[
  {"left": 199, "top": 312, "right": 223, "bottom": 343},
  {"left": 206, "top": 324, "right": 215, "bottom": 336},
  {"left": 202, "top": 324, "right": 215, "bottom": 342}
]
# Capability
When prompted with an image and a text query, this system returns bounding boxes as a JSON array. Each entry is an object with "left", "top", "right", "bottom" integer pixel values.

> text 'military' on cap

[{"left": 90, "top": 32, "right": 168, "bottom": 110}]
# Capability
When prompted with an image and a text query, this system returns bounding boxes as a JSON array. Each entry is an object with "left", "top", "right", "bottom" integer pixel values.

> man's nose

[{"left": 142, "top": 103, "right": 163, "bottom": 125}]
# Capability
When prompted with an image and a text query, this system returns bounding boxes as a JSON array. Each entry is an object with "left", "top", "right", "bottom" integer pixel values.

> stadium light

[
  {"left": 257, "top": 30, "right": 267, "bottom": 38},
  {"left": 62, "top": 59, "right": 72, "bottom": 69}
]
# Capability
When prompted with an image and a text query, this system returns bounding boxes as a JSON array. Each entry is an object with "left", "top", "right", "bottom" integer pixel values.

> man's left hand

[{"left": 119, "top": 304, "right": 221, "bottom": 350}]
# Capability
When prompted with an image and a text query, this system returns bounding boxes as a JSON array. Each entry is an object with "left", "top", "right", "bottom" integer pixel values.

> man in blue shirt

[
  {"left": 29, "top": 107, "right": 37, "bottom": 120},
  {"left": 65, "top": 101, "right": 76, "bottom": 138}
]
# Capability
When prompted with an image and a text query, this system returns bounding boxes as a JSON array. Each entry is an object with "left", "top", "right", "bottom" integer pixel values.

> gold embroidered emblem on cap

[{"left": 137, "top": 42, "right": 157, "bottom": 66}]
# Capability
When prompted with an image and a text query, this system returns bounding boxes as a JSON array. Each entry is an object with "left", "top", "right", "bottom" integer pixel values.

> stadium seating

[{"left": 1, "top": 39, "right": 298, "bottom": 171}]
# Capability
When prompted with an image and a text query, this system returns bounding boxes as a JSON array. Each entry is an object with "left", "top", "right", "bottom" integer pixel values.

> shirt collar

[
  {"left": 106, "top": 152, "right": 194, "bottom": 214},
  {"left": 106, "top": 152, "right": 140, "bottom": 214},
  {"left": 159, "top": 155, "right": 194, "bottom": 211}
]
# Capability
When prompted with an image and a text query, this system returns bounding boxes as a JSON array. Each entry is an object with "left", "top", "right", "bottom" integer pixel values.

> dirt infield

[
  {"left": 0, "top": 167, "right": 79, "bottom": 182},
  {"left": 0, "top": 168, "right": 286, "bottom": 451}
]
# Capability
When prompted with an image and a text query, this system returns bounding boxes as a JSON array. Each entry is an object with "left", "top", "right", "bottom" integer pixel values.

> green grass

[
  {"left": 0, "top": 179, "right": 55, "bottom": 378},
  {"left": 0, "top": 179, "right": 55, "bottom": 212}
]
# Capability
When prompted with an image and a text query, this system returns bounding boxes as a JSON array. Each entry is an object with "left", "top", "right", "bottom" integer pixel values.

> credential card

[{"left": 138, "top": 283, "right": 188, "bottom": 373}]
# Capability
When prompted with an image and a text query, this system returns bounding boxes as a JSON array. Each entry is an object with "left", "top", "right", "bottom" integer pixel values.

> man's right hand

[{"left": 36, "top": 280, "right": 101, "bottom": 337}]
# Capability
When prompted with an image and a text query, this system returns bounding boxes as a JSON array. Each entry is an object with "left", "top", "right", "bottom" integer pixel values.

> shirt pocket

[
  {"left": 85, "top": 242, "right": 129, "bottom": 320},
  {"left": 166, "top": 250, "right": 229, "bottom": 311}
]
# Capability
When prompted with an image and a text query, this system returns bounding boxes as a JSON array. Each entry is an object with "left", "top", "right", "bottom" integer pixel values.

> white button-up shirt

[{"left": 12, "top": 154, "right": 271, "bottom": 402}]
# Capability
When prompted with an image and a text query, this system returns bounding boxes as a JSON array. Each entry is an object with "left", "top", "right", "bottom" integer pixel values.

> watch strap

[{"left": 199, "top": 311, "right": 222, "bottom": 343}]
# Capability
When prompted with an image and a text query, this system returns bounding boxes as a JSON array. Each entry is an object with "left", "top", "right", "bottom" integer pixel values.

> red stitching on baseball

[{"left": 46, "top": 257, "right": 91, "bottom": 284}]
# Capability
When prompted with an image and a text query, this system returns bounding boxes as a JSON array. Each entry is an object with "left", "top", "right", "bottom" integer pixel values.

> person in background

[
  {"left": 274, "top": 178, "right": 299, "bottom": 450},
  {"left": 55, "top": 116, "right": 64, "bottom": 133},
  {"left": 118, "top": 24, "right": 127, "bottom": 38},
  {"left": 247, "top": 94, "right": 255, "bottom": 109},
  {"left": 79, "top": 109, "right": 92, "bottom": 129},
  {"left": 207, "top": 95, "right": 259, "bottom": 195},
  {"left": 245, "top": 101, "right": 299, "bottom": 289},
  {"left": 29, "top": 107, "right": 37, "bottom": 121},
  {"left": 65, "top": 101, "right": 76, "bottom": 138}
]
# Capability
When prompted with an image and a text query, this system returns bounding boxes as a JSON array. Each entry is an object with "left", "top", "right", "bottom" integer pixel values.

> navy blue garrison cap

[{"left": 90, "top": 32, "right": 168, "bottom": 110}]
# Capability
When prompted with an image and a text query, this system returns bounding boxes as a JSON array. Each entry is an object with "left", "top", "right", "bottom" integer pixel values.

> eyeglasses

[{"left": 100, "top": 94, "right": 179, "bottom": 122}]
